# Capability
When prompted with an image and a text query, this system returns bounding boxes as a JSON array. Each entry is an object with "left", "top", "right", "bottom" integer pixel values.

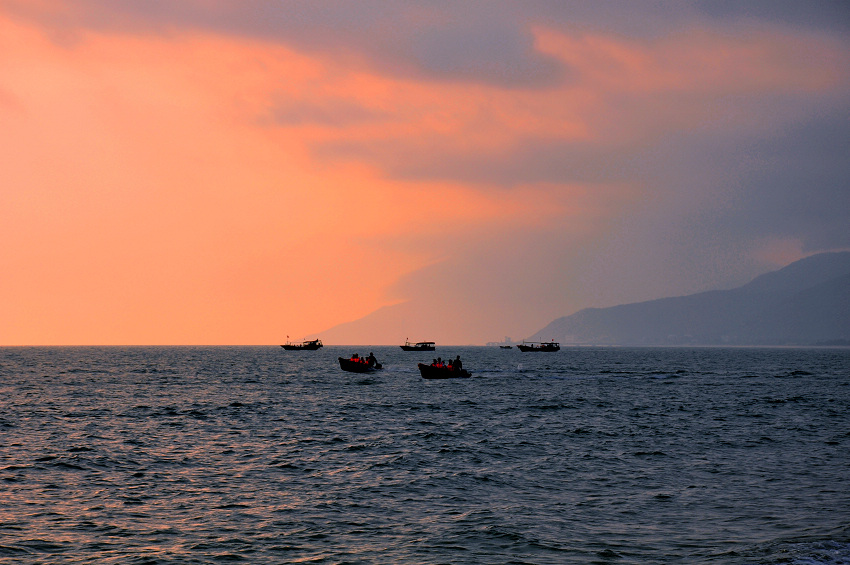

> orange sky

[{"left": 2, "top": 3, "right": 848, "bottom": 345}]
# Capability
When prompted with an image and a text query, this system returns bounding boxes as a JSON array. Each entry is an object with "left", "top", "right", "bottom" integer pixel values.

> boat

[
  {"left": 418, "top": 363, "right": 470, "bottom": 379},
  {"left": 338, "top": 357, "right": 382, "bottom": 373},
  {"left": 281, "top": 338, "right": 323, "bottom": 350},
  {"left": 400, "top": 340, "right": 436, "bottom": 351},
  {"left": 516, "top": 341, "right": 560, "bottom": 352},
  {"left": 499, "top": 345, "right": 513, "bottom": 349}
]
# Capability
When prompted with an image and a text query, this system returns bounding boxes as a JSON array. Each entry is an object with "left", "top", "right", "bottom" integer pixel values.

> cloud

[
  {"left": 1, "top": 0, "right": 568, "bottom": 87},
  {"left": 9, "top": 1, "right": 846, "bottom": 89},
  {"left": 271, "top": 99, "right": 384, "bottom": 127},
  {"left": 711, "top": 111, "right": 850, "bottom": 251},
  {"left": 310, "top": 25, "right": 849, "bottom": 184},
  {"left": 2, "top": 2, "right": 848, "bottom": 344},
  {"left": 695, "top": 0, "right": 850, "bottom": 33},
  {"left": 308, "top": 22, "right": 850, "bottom": 341}
]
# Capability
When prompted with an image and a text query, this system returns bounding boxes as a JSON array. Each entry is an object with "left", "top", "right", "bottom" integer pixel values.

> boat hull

[
  {"left": 400, "top": 345, "right": 435, "bottom": 351},
  {"left": 418, "top": 363, "right": 470, "bottom": 379},
  {"left": 338, "top": 357, "right": 382, "bottom": 373},
  {"left": 281, "top": 339, "right": 323, "bottom": 350},
  {"left": 517, "top": 344, "right": 560, "bottom": 352}
]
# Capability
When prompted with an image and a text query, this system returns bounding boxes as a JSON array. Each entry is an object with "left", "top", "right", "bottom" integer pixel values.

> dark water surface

[{"left": 1, "top": 346, "right": 848, "bottom": 564}]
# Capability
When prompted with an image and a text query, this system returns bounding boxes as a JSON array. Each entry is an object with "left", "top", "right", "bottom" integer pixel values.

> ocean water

[{"left": 1, "top": 346, "right": 848, "bottom": 564}]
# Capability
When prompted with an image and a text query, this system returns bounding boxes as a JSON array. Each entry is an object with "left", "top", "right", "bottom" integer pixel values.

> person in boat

[
  {"left": 454, "top": 355, "right": 462, "bottom": 371},
  {"left": 367, "top": 352, "right": 377, "bottom": 367},
  {"left": 351, "top": 353, "right": 360, "bottom": 362}
]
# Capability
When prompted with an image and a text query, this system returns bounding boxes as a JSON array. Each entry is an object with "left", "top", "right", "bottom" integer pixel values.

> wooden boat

[
  {"left": 516, "top": 341, "right": 560, "bottom": 352},
  {"left": 338, "top": 357, "right": 382, "bottom": 373},
  {"left": 281, "top": 338, "right": 323, "bottom": 350},
  {"left": 400, "top": 340, "right": 435, "bottom": 351},
  {"left": 418, "top": 363, "right": 470, "bottom": 379}
]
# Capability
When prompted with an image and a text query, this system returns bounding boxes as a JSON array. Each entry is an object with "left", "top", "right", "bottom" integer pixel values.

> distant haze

[
  {"left": 1, "top": 2, "right": 848, "bottom": 345},
  {"left": 527, "top": 252, "right": 850, "bottom": 346},
  {"left": 319, "top": 251, "right": 850, "bottom": 346}
]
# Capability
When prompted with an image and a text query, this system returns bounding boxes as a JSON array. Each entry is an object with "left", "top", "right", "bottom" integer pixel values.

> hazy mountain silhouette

[{"left": 527, "top": 251, "right": 850, "bottom": 346}]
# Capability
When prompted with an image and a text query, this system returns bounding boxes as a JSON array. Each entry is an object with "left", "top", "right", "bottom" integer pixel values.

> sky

[{"left": 2, "top": 1, "right": 848, "bottom": 345}]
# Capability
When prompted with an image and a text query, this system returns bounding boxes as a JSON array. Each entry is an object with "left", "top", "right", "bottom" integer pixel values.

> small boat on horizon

[
  {"left": 499, "top": 345, "right": 513, "bottom": 349},
  {"left": 281, "top": 338, "right": 323, "bottom": 350},
  {"left": 400, "top": 340, "right": 436, "bottom": 351},
  {"left": 418, "top": 363, "right": 470, "bottom": 379},
  {"left": 517, "top": 341, "right": 560, "bottom": 352}
]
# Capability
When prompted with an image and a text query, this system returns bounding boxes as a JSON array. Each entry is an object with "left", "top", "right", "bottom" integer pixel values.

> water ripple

[{"left": 0, "top": 346, "right": 848, "bottom": 563}]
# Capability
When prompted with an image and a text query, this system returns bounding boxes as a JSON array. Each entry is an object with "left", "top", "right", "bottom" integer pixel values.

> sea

[{"left": 1, "top": 346, "right": 848, "bottom": 564}]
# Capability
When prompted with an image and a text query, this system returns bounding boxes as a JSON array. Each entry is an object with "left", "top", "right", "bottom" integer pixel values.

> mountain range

[{"left": 527, "top": 251, "right": 850, "bottom": 346}]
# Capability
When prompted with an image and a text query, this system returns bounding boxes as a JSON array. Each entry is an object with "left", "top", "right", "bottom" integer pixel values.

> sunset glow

[{"left": 2, "top": 2, "right": 848, "bottom": 344}]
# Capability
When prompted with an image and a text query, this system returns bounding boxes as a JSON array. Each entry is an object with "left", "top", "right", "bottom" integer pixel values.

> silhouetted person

[{"left": 454, "top": 355, "right": 462, "bottom": 371}]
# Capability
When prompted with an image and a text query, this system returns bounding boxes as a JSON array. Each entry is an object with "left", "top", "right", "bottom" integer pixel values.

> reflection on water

[{"left": 1, "top": 346, "right": 849, "bottom": 564}]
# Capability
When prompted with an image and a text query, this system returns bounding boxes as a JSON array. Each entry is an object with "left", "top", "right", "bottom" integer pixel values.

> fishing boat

[
  {"left": 499, "top": 345, "right": 513, "bottom": 349},
  {"left": 281, "top": 338, "right": 323, "bottom": 350},
  {"left": 338, "top": 357, "right": 382, "bottom": 373},
  {"left": 418, "top": 363, "right": 471, "bottom": 379},
  {"left": 400, "top": 340, "right": 436, "bottom": 351},
  {"left": 516, "top": 341, "right": 560, "bottom": 352}
]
